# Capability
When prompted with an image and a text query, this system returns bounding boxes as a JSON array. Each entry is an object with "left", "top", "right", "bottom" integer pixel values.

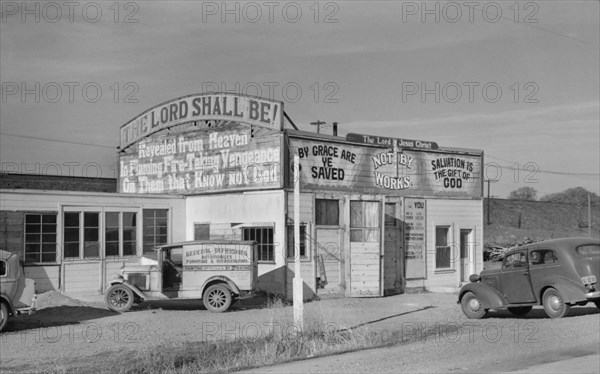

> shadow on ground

[
  {"left": 3, "top": 306, "right": 118, "bottom": 333},
  {"left": 133, "top": 292, "right": 287, "bottom": 312},
  {"left": 485, "top": 305, "right": 599, "bottom": 319}
]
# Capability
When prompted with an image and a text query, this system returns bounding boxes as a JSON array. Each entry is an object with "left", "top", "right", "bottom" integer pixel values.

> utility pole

[
  {"left": 486, "top": 179, "right": 491, "bottom": 225},
  {"left": 293, "top": 154, "right": 304, "bottom": 331},
  {"left": 589, "top": 193, "right": 592, "bottom": 238},
  {"left": 310, "top": 120, "right": 326, "bottom": 134}
]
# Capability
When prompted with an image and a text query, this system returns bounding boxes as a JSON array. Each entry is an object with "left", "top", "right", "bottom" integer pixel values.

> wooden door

[
  {"left": 383, "top": 201, "right": 404, "bottom": 295},
  {"left": 349, "top": 200, "right": 381, "bottom": 297}
]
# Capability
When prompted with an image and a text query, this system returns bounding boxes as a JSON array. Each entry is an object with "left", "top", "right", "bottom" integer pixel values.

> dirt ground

[
  {"left": 1, "top": 290, "right": 456, "bottom": 372},
  {"left": 1, "top": 290, "right": 599, "bottom": 373}
]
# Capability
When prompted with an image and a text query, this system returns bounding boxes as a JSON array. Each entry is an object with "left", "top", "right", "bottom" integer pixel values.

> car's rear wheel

[
  {"left": 105, "top": 284, "right": 134, "bottom": 313},
  {"left": 203, "top": 284, "right": 232, "bottom": 313},
  {"left": 461, "top": 292, "right": 487, "bottom": 319},
  {"left": 542, "top": 288, "right": 570, "bottom": 318},
  {"left": 508, "top": 306, "right": 533, "bottom": 316},
  {"left": 0, "top": 302, "right": 9, "bottom": 332}
]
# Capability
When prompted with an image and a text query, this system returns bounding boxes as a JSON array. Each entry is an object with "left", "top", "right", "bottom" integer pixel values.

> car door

[
  {"left": 528, "top": 248, "right": 560, "bottom": 297},
  {"left": 499, "top": 250, "right": 536, "bottom": 303}
]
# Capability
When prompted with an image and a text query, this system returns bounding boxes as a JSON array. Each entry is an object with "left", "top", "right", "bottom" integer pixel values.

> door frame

[{"left": 345, "top": 194, "right": 384, "bottom": 297}]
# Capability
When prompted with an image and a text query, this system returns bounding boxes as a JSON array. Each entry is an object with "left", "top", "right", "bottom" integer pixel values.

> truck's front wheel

[
  {"left": 0, "top": 302, "right": 9, "bottom": 332},
  {"left": 105, "top": 284, "right": 134, "bottom": 313},
  {"left": 203, "top": 284, "right": 232, "bottom": 312}
]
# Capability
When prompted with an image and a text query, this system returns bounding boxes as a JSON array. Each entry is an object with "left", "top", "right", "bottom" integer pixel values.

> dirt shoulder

[{"left": 1, "top": 291, "right": 457, "bottom": 372}]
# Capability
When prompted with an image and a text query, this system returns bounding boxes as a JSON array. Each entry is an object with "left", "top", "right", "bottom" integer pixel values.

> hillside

[{"left": 484, "top": 198, "right": 600, "bottom": 247}]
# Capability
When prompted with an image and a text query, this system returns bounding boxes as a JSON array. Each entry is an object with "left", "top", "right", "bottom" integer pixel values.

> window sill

[
  {"left": 434, "top": 268, "right": 456, "bottom": 274},
  {"left": 287, "top": 257, "right": 311, "bottom": 262},
  {"left": 24, "top": 262, "right": 60, "bottom": 266}
]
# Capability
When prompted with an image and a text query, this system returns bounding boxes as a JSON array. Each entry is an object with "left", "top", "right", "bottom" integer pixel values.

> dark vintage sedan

[{"left": 459, "top": 237, "right": 600, "bottom": 319}]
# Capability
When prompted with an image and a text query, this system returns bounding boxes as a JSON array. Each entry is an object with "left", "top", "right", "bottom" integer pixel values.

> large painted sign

[
  {"left": 404, "top": 198, "right": 426, "bottom": 279},
  {"left": 183, "top": 242, "right": 253, "bottom": 269},
  {"left": 120, "top": 93, "right": 284, "bottom": 150},
  {"left": 290, "top": 139, "right": 482, "bottom": 198},
  {"left": 119, "top": 123, "right": 282, "bottom": 194}
]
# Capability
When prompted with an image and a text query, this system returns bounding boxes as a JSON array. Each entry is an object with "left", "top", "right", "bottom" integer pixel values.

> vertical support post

[
  {"left": 589, "top": 194, "right": 592, "bottom": 238},
  {"left": 486, "top": 179, "right": 491, "bottom": 225},
  {"left": 293, "top": 154, "right": 304, "bottom": 331}
]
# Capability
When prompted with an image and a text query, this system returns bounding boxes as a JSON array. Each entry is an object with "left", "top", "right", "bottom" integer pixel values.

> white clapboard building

[{"left": 0, "top": 93, "right": 484, "bottom": 298}]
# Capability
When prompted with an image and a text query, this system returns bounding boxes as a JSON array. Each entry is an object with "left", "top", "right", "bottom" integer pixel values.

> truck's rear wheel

[
  {"left": 203, "top": 284, "right": 232, "bottom": 312},
  {"left": 105, "top": 284, "right": 134, "bottom": 313}
]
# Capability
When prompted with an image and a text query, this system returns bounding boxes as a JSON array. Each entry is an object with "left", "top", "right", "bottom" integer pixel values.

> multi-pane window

[
  {"left": 316, "top": 199, "right": 339, "bottom": 226},
  {"left": 349, "top": 201, "right": 380, "bottom": 242},
  {"left": 105, "top": 212, "right": 137, "bottom": 258},
  {"left": 242, "top": 227, "right": 274, "bottom": 262},
  {"left": 64, "top": 212, "right": 100, "bottom": 259},
  {"left": 435, "top": 226, "right": 451, "bottom": 269},
  {"left": 287, "top": 225, "right": 307, "bottom": 259},
  {"left": 143, "top": 209, "right": 168, "bottom": 253},
  {"left": 24, "top": 213, "right": 57, "bottom": 263}
]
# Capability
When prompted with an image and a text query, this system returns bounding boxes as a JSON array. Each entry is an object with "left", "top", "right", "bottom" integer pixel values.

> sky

[{"left": 1, "top": 0, "right": 598, "bottom": 198}]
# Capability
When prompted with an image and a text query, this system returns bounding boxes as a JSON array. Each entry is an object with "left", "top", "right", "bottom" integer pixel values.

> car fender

[
  {"left": 0, "top": 294, "right": 14, "bottom": 315},
  {"left": 108, "top": 277, "right": 147, "bottom": 300},
  {"left": 201, "top": 276, "right": 241, "bottom": 296},
  {"left": 538, "top": 276, "right": 588, "bottom": 303},
  {"left": 459, "top": 282, "right": 508, "bottom": 309}
]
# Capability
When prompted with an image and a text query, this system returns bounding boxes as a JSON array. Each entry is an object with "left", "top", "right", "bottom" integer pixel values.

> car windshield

[{"left": 576, "top": 244, "right": 600, "bottom": 256}]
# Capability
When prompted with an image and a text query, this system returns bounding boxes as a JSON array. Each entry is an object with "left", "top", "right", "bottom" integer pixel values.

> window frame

[
  {"left": 242, "top": 226, "right": 275, "bottom": 263},
  {"left": 143, "top": 209, "right": 169, "bottom": 253},
  {"left": 194, "top": 223, "right": 211, "bottom": 240},
  {"left": 62, "top": 207, "right": 141, "bottom": 260},
  {"left": 24, "top": 212, "right": 58, "bottom": 263},
  {"left": 349, "top": 200, "right": 381, "bottom": 243},
  {"left": 315, "top": 199, "right": 340, "bottom": 226},
  {"left": 435, "top": 225, "right": 453, "bottom": 270},
  {"left": 105, "top": 211, "right": 138, "bottom": 259}
]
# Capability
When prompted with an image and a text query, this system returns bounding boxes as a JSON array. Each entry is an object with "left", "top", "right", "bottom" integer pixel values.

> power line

[{"left": 0, "top": 133, "right": 116, "bottom": 149}]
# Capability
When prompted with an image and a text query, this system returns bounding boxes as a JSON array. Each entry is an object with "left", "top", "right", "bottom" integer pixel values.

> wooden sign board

[
  {"left": 119, "top": 123, "right": 282, "bottom": 194},
  {"left": 120, "top": 93, "right": 284, "bottom": 150},
  {"left": 290, "top": 138, "right": 482, "bottom": 198}
]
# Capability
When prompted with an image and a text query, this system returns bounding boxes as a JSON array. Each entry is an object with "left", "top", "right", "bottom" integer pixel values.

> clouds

[{"left": 1, "top": 1, "right": 598, "bottom": 196}]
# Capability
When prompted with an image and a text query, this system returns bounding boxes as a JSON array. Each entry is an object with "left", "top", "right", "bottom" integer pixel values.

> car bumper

[{"left": 585, "top": 291, "right": 600, "bottom": 299}]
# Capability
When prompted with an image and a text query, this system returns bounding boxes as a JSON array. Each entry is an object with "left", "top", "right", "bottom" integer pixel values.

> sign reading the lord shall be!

[{"left": 120, "top": 93, "right": 284, "bottom": 150}]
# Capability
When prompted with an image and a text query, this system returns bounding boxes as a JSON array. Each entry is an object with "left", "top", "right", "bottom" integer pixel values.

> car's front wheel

[
  {"left": 508, "top": 306, "right": 533, "bottom": 316},
  {"left": 203, "top": 284, "right": 232, "bottom": 313},
  {"left": 0, "top": 302, "right": 9, "bottom": 332},
  {"left": 461, "top": 291, "right": 487, "bottom": 319},
  {"left": 105, "top": 284, "right": 134, "bottom": 313},
  {"left": 542, "top": 288, "right": 570, "bottom": 318}
]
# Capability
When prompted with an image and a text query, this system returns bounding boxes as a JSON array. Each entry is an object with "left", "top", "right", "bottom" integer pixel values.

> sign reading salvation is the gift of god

[{"left": 120, "top": 93, "right": 284, "bottom": 150}]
